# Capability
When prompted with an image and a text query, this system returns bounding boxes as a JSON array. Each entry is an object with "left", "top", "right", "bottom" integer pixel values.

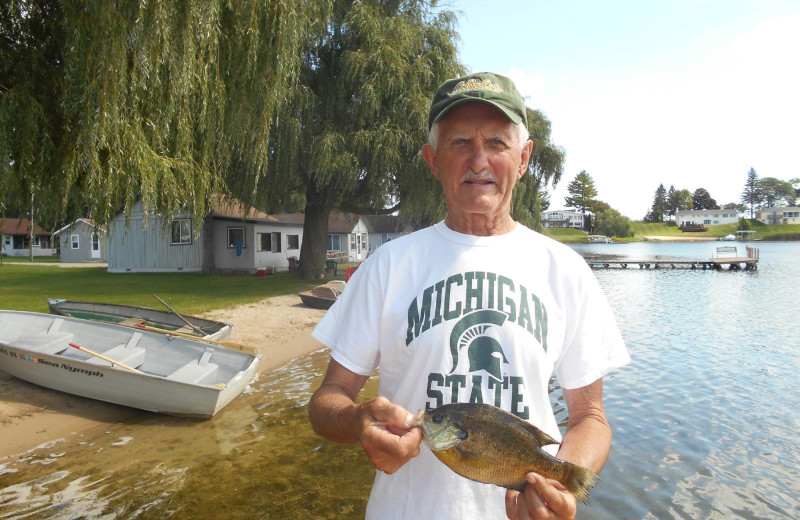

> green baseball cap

[{"left": 428, "top": 72, "right": 528, "bottom": 130}]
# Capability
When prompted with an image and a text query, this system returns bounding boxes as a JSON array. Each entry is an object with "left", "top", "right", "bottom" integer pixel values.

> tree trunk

[
  {"left": 201, "top": 214, "right": 216, "bottom": 274},
  {"left": 298, "top": 181, "right": 334, "bottom": 281}
]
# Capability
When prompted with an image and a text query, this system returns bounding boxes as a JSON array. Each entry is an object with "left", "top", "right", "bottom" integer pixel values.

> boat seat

[
  {"left": 87, "top": 332, "right": 145, "bottom": 369},
  {"left": 14, "top": 318, "right": 73, "bottom": 355},
  {"left": 166, "top": 347, "right": 219, "bottom": 385}
]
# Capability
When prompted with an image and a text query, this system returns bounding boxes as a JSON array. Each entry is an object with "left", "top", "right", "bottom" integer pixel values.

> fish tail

[{"left": 562, "top": 464, "right": 599, "bottom": 505}]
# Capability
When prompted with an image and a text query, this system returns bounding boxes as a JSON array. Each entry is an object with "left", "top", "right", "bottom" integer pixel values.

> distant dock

[{"left": 588, "top": 246, "right": 759, "bottom": 271}]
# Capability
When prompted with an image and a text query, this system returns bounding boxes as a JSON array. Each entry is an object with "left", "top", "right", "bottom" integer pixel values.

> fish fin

[
  {"left": 518, "top": 420, "right": 560, "bottom": 447},
  {"left": 562, "top": 463, "right": 599, "bottom": 505}
]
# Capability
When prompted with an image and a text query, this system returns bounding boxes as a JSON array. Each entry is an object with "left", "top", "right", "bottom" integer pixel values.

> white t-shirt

[{"left": 313, "top": 221, "right": 630, "bottom": 519}]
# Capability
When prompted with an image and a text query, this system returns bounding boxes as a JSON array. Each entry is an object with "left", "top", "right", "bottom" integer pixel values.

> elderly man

[{"left": 308, "top": 72, "right": 629, "bottom": 520}]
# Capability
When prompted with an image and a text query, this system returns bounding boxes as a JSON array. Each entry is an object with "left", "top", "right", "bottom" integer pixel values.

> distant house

[
  {"left": 107, "top": 196, "right": 304, "bottom": 273},
  {"left": 1, "top": 218, "right": 55, "bottom": 257},
  {"left": 756, "top": 206, "right": 800, "bottom": 225},
  {"left": 675, "top": 209, "right": 741, "bottom": 227},
  {"left": 363, "top": 215, "right": 415, "bottom": 252},
  {"left": 53, "top": 219, "right": 107, "bottom": 263},
  {"left": 273, "top": 213, "right": 371, "bottom": 263},
  {"left": 542, "top": 209, "right": 586, "bottom": 229}
]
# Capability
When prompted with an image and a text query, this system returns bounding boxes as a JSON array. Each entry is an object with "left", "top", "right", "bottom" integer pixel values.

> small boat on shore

[
  {"left": 298, "top": 281, "right": 346, "bottom": 310},
  {"left": 47, "top": 299, "right": 233, "bottom": 341},
  {"left": 0, "top": 310, "right": 260, "bottom": 418}
]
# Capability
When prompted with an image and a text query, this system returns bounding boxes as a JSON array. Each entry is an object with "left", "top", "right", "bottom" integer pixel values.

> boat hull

[
  {"left": 0, "top": 311, "right": 259, "bottom": 418},
  {"left": 47, "top": 299, "right": 233, "bottom": 341}
]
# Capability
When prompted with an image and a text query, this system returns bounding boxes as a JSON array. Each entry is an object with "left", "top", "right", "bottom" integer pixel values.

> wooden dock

[{"left": 588, "top": 246, "right": 759, "bottom": 271}]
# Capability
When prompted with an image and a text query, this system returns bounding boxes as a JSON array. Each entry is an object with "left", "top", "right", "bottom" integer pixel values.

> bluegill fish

[{"left": 415, "top": 403, "right": 598, "bottom": 504}]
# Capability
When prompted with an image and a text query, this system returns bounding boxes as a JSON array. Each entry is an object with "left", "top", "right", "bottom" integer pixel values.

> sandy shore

[
  {"left": 0, "top": 294, "right": 328, "bottom": 458},
  {"left": 641, "top": 235, "right": 718, "bottom": 242}
]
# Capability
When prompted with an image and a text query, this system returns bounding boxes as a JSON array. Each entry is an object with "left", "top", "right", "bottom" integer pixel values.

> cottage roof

[
  {"left": 327, "top": 213, "right": 362, "bottom": 233},
  {"left": 272, "top": 212, "right": 363, "bottom": 232},
  {"left": 1, "top": 218, "right": 51, "bottom": 236},
  {"left": 210, "top": 194, "right": 277, "bottom": 222},
  {"left": 52, "top": 218, "right": 106, "bottom": 236}
]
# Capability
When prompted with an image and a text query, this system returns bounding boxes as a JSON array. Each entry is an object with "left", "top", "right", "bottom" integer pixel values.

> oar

[
  {"left": 134, "top": 324, "right": 258, "bottom": 355},
  {"left": 152, "top": 294, "right": 206, "bottom": 336},
  {"left": 69, "top": 342, "right": 143, "bottom": 373}
]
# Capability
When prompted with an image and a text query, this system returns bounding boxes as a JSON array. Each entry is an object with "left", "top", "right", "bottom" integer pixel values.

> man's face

[{"left": 422, "top": 103, "right": 532, "bottom": 231}]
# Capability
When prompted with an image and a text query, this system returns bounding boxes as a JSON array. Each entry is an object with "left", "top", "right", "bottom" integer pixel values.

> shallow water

[{"left": 1, "top": 241, "right": 799, "bottom": 519}]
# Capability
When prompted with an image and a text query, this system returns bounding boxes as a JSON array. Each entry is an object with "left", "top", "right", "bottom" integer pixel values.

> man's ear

[
  {"left": 422, "top": 143, "right": 440, "bottom": 180},
  {"left": 518, "top": 139, "right": 533, "bottom": 179}
]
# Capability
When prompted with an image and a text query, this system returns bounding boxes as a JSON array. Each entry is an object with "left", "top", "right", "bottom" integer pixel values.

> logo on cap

[{"left": 450, "top": 78, "right": 504, "bottom": 95}]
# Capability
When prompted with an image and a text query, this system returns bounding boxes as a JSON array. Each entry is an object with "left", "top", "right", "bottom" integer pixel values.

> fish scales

[{"left": 417, "top": 403, "right": 599, "bottom": 504}]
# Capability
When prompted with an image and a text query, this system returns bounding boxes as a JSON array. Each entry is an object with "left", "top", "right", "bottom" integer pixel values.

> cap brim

[{"left": 430, "top": 98, "right": 524, "bottom": 129}]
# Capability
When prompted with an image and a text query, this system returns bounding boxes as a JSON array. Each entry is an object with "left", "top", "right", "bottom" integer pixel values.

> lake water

[{"left": 1, "top": 241, "right": 798, "bottom": 519}]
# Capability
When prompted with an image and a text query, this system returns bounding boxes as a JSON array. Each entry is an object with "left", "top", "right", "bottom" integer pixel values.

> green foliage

[
  {"left": 741, "top": 167, "right": 759, "bottom": 218},
  {"left": 512, "top": 108, "right": 565, "bottom": 229},
  {"left": 596, "top": 208, "right": 633, "bottom": 238},
  {"left": 644, "top": 183, "right": 667, "bottom": 222},
  {"left": 757, "top": 177, "right": 796, "bottom": 207},
  {"left": 564, "top": 170, "right": 598, "bottom": 216},
  {"left": 1, "top": 0, "right": 322, "bottom": 228},
  {"left": 692, "top": 188, "right": 718, "bottom": 210},
  {"left": 268, "top": 0, "right": 462, "bottom": 278}
]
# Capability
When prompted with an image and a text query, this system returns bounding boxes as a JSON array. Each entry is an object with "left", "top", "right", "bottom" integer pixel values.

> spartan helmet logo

[{"left": 449, "top": 309, "right": 509, "bottom": 382}]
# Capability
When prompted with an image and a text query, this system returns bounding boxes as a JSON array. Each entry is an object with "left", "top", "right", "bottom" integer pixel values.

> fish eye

[
  {"left": 432, "top": 414, "right": 443, "bottom": 424},
  {"left": 457, "top": 429, "right": 468, "bottom": 441}
]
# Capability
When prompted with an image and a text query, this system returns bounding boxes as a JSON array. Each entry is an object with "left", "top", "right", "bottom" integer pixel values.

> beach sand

[{"left": 0, "top": 294, "right": 328, "bottom": 458}]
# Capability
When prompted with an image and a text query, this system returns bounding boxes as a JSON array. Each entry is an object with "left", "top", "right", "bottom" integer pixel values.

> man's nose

[{"left": 466, "top": 144, "right": 491, "bottom": 171}]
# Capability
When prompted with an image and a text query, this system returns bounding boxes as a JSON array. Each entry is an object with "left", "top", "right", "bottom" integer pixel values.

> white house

[
  {"left": 542, "top": 209, "right": 586, "bottom": 229},
  {"left": 53, "top": 218, "right": 107, "bottom": 263},
  {"left": 274, "top": 213, "right": 371, "bottom": 263},
  {"left": 756, "top": 206, "right": 800, "bottom": 225},
  {"left": 675, "top": 209, "right": 741, "bottom": 227},
  {"left": 1, "top": 218, "right": 55, "bottom": 257}
]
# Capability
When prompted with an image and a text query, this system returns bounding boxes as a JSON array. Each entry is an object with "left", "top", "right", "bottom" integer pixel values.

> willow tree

[
  {"left": 1, "top": 0, "right": 324, "bottom": 229},
  {"left": 511, "top": 107, "right": 565, "bottom": 229},
  {"left": 269, "top": 0, "right": 461, "bottom": 279}
]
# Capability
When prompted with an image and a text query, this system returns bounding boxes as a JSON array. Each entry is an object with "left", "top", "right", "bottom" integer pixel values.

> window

[
  {"left": 257, "top": 232, "right": 281, "bottom": 252},
  {"left": 171, "top": 219, "right": 192, "bottom": 245},
  {"left": 227, "top": 227, "right": 245, "bottom": 248},
  {"left": 327, "top": 234, "right": 340, "bottom": 251},
  {"left": 92, "top": 234, "right": 100, "bottom": 251},
  {"left": 287, "top": 234, "right": 299, "bottom": 250},
  {"left": 71, "top": 234, "right": 79, "bottom": 249}
]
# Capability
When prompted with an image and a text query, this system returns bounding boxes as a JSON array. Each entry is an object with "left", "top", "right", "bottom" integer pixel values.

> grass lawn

[{"left": 0, "top": 264, "right": 349, "bottom": 314}]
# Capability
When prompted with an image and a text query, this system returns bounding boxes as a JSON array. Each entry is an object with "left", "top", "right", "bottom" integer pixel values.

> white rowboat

[{"left": 0, "top": 311, "right": 260, "bottom": 418}]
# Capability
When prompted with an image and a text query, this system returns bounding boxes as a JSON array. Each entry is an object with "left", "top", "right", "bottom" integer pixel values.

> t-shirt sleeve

[
  {"left": 553, "top": 265, "right": 630, "bottom": 389},
  {"left": 311, "top": 259, "right": 383, "bottom": 377}
]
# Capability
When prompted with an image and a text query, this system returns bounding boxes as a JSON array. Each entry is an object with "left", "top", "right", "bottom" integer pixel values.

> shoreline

[{"left": 0, "top": 294, "right": 328, "bottom": 459}]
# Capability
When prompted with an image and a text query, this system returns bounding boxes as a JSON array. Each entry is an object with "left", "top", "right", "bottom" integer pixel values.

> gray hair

[{"left": 427, "top": 121, "right": 530, "bottom": 150}]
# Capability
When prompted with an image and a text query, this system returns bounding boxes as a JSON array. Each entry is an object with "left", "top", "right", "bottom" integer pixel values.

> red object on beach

[{"left": 345, "top": 264, "right": 360, "bottom": 282}]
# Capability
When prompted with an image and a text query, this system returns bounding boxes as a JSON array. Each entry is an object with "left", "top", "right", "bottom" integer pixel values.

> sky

[{"left": 448, "top": 0, "right": 800, "bottom": 218}]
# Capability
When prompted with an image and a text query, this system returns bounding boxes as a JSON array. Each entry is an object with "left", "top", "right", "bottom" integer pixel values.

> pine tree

[
  {"left": 740, "top": 167, "right": 759, "bottom": 219},
  {"left": 564, "top": 170, "right": 598, "bottom": 217}
]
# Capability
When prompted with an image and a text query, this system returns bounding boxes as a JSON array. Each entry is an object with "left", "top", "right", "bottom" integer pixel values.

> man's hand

[
  {"left": 308, "top": 359, "right": 422, "bottom": 474},
  {"left": 355, "top": 396, "right": 422, "bottom": 474},
  {"left": 505, "top": 473, "right": 577, "bottom": 520}
]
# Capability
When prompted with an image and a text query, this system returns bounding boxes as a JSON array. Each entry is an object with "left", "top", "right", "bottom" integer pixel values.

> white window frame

[
  {"left": 71, "top": 234, "right": 80, "bottom": 249},
  {"left": 171, "top": 219, "right": 192, "bottom": 245}
]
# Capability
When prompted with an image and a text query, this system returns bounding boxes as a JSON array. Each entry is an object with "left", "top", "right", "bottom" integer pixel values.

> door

[{"left": 91, "top": 233, "right": 101, "bottom": 259}]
